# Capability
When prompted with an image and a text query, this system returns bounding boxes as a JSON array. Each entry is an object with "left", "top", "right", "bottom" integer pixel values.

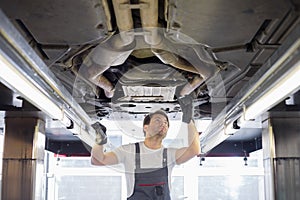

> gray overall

[{"left": 127, "top": 143, "right": 171, "bottom": 200}]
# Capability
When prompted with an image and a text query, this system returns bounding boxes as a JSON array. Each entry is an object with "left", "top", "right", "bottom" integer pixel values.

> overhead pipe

[
  {"left": 101, "top": 0, "right": 113, "bottom": 32},
  {"left": 80, "top": 37, "right": 135, "bottom": 98},
  {"left": 152, "top": 48, "right": 199, "bottom": 74},
  {"left": 86, "top": 0, "right": 216, "bottom": 98},
  {"left": 139, "top": 0, "right": 161, "bottom": 45},
  {"left": 179, "top": 75, "right": 205, "bottom": 96},
  {"left": 78, "top": 0, "right": 135, "bottom": 98},
  {"left": 139, "top": 0, "right": 215, "bottom": 96},
  {"left": 72, "top": 62, "right": 115, "bottom": 98},
  {"left": 112, "top": 0, "right": 135, "bottom": 45}
]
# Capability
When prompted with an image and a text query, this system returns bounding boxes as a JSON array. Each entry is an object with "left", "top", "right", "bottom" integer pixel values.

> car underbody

[{"left": 0, "top": 0, "right": 300, "bottom": 156}]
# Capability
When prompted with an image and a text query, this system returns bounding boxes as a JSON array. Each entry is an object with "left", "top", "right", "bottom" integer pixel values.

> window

[{"left": 46, "top": 150, "right": 264, "bottom": 200}]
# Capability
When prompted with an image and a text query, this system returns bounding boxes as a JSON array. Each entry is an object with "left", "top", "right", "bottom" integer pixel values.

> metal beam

[{"left": 0, "top": 9, "right": 95, "bottom": 147}]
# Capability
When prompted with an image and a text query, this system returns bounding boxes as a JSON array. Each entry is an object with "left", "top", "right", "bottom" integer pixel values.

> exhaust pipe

[
  {"left": 82, "top": 0, "right": 216, "bottom": 98},
  {"left": 139, "top": 0, "right": 161, "bottom": 45},
  {"left": 77, "top": 0, "right": 135, "bottom": 98},
  {"left": 112, "top": 0, "right": 135, "bottom": 45},
  {"left": 139, "top": 0, "right": 214, "bottom": 96}
]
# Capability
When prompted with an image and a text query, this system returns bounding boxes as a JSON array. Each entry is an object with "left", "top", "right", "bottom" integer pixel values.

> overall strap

[
  {"left": 162, "top": 148, "right": 168, "bottom": 168},
  {"left": 135, "top": 142, "right": 141, "bottom": 169},
  {"left": 135, "top": 142, "right": 168, "bottom": 169}
]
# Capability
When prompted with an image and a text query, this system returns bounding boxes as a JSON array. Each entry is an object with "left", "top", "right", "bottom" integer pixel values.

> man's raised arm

[
  {"left": 90, "top": 122, "right": 119, "bottom": 166},
  {"left": 175, "top": 95, "right": 200, "bottom": 164}
]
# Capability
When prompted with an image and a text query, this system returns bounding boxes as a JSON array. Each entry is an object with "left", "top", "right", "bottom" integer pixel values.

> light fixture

[
  {"left": 0, "top": 54, "right": 95, "bottom": 146},
  {"left": 0, "top": 9, "right": 95, "bottom": 147},
  {"left": 0, "top": 56, "right": 71, "bottom": 126},
  {"left": 201, "top": 25, "right": 300, "bottom": 154},
  {"left": 0, "top": 54, "right": 97, "bottom": 147},
  {"left": 243, "top": 60, "right": 300, "bottom": 120}
]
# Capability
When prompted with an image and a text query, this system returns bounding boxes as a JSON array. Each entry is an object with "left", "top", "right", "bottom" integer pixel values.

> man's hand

[
  {"left": 91, "top": 122, "right": 107, "bottom": 145},
  {"left": 178, "top": 95, "right": 193, "bottom": 123}
]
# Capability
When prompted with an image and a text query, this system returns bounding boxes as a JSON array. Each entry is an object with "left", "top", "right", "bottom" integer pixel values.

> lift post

[
  {"left": 262, "top": 110, "right": 300, "bottom": 200},
  {"left": 1, "top": 112, "right": 45, "bottom": 200}
]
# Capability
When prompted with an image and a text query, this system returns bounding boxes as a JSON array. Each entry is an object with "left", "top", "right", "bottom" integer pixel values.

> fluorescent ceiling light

[
  {"left": 201, "top": 27, "right": 300, "bottom": 153},
  {"left": 244, "top": 60, "right": 300, "bottom": 120},
  {"left": 0, "top": 10, "right": 96, "bottom": 146},
  {"left": 0, "top": 55, "right": 70, "bottom": 124},
  {"left": 0, "top": 54, "right": 96, "bottom": 146}
]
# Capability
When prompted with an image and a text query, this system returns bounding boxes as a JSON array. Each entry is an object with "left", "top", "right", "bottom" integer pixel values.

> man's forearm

[
  {"left": 187, "top": 121, "right": 200, "bottom": 155},
  {"left": 91, "top": 143, "right": 119, "bottom": 166},
  {"left": 174, "top": 121, "right": 200, "bottom": 164},
  {"left": 91, "top": 144, "right": 105, "bottom": 165}
]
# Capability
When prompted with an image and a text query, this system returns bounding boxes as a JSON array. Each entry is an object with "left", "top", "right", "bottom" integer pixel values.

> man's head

[{"left": 143, "top": 110, "right": 169, "bottom": 137}]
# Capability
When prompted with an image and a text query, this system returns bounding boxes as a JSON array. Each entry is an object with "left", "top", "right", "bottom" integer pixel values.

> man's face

[{"left": 145, "top": 114, "right": 169, "bottom": 139}]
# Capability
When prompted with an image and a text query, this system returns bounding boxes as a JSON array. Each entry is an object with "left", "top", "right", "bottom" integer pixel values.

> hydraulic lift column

[
  {"left": 262, "top": 111, "right": 300, "bottom": 200},
  {"left": 1, "top": 112, "right": 45, "bottom": 200}
]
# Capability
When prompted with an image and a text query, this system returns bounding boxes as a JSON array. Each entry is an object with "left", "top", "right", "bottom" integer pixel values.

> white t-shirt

[{"left": 112, "top": 142, "right": 178, "bottom": 197}]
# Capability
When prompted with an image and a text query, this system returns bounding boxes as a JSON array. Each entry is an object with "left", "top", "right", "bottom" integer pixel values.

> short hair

[{"left": 143, "top": 110, "right": 169, "bottom": 135}]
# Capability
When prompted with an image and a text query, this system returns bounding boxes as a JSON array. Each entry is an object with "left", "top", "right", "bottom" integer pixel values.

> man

[{"left": 91, "top": 95, "right": 200, "bottom": 199}]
